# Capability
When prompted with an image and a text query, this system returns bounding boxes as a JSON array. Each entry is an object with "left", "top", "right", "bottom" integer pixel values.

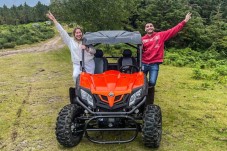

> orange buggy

[{"left": 55, "top": 31, "right": 162, "bottom": 148}]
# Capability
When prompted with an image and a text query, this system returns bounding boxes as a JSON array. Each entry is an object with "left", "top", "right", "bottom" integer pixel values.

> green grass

[{"left": 0, "top": 48, "right": 226, "bottom": 151}]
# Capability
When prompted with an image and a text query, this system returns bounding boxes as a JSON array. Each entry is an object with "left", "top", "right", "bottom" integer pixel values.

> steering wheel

[{"left": 119, "top": 65, "right": 139, "bottom": 74}]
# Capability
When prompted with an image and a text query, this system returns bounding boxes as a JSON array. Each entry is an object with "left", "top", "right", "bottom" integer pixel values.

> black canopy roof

[{"left": 83, "top": 30, "right": 142, "bottom": 45}]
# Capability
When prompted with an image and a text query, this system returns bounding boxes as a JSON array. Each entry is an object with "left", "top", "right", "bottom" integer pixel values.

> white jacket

[{"left": 56, "top": 23, "right": 96, "bottom": 64}]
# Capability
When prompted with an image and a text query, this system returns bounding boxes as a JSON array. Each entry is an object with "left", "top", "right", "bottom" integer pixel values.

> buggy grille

[
  {"left": 100, "top": 95, "right": 108, "bottom": 101},
  {"left": 99, "top": 95, "right": 124, "bottom": 103},
  {"left": 94, "top": 94, "right": 129, "bottom": 111},
  {"left": 115, "top": 95, "right": 122, "bottom": 101}
]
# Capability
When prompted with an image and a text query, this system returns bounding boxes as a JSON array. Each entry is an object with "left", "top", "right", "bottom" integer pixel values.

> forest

[{"left": 0, "top": 0, "right": 226, "bottom": 55}]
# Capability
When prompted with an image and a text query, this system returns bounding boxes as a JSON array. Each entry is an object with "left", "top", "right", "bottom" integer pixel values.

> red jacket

[{"left": 142, "top": 20, "right": 186, "bottom": 64}]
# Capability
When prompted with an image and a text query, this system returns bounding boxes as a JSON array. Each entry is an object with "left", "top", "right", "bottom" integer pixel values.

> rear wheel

[
  {"left": 142, "top": 104, "right": 162, "bottom": 148},
  {"left": 55, "top": 104, "right": 84, "bottom": 147}
]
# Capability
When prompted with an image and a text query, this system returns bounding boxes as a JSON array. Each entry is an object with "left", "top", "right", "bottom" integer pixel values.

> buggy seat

[{"left": 94, "top": 49, "right": 108, "bottom": 74}]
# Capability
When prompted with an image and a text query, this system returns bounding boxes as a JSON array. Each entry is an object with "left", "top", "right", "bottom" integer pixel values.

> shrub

[
  {"left": 217, "top": 60, "right": 226, "bottom": 65},
  {"left": 174, "top": 59, "right": 186, "bottom": 67},
  {"left": 32, "top": 23, "right": 40, "bottom": 28},
  {"left": 165, "top": 53, "right": 181, "bottom": 66},
  {"left": 163, "top": 48, "right": 226, "bottom": 85},
  {"left": 192, "top": 68, "right": 208, "bottom": 80},
  {"left": 114, "top": 44, "right": 122, "bottom": 50},
  {"left": 3, "top": 42, "right": 16, "bottom": 48},
  {"left": 30, "top": 37, "right": 40, "bottom": 43},
  {"left": 44, "top": 31, "right": 55, "bottom": 39},
  {"left": 215, "top": 65, "right": 227, "bottom": 76},
  {"left": 186, "top": 56, "right": 197, "bottom": 63},
  {"left": 207, "top": 59, "right": 218, "bottom": 68},
  {"left": 45, "top": 21, "right": 52, "bottom": 25},
  {"left": 199, "top": 63, "right": 207, "bottom": 69},
  {"left": 0, "top": 38, "right": 7, "bottom": 45},
  {"left": 16, "top": 39, "right": 25, "bottom": 45},
  {"left": 166, "top": 53, "right": 180, "bottom": 61},
  {"left": 0, "top": 22, "right": 55, "bottom": 48}
]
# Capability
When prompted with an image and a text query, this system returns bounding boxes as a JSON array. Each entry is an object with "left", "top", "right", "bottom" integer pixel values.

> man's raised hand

[{"left": 184, "top": 12, "right": 192, "bottom": 22}]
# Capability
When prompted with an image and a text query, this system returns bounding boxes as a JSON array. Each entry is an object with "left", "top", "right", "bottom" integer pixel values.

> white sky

[{"left": 0, "top": 0, "right": 50, "bottom": 7}]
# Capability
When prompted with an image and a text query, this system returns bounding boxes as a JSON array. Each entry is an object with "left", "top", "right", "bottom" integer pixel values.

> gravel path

[{"left": 0, "top": 36, "right": 65, "bottom": 57}]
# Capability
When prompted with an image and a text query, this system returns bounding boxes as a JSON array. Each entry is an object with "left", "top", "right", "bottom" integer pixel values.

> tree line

[
  {"left": 0, "top": 0, "right": 226, "bottom": 56},
  {"left": 0, "top": 2, "right": 49, "bottom": 24}
]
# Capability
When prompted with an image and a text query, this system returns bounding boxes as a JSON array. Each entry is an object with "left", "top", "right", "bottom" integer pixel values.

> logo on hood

[{"left": 108, "top": 92, "right": 114, "bottom": 97}]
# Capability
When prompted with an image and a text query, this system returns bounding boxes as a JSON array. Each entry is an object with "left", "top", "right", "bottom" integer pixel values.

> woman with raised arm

[{"left": 46, "top": 11, "right": 96, "bottom": 83}]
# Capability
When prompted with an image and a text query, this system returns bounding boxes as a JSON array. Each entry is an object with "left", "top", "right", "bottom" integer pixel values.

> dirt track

[{"left": 0, "top": 36, "right": 65, "bottom": 57}]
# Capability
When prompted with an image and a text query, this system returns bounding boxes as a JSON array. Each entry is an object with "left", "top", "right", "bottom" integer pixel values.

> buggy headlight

[
  {"left": 129, "top": 88, "right": 142, "bottom": 106},
  {"left": 81, "top": 89, "right": 94, "bottom": 107}
]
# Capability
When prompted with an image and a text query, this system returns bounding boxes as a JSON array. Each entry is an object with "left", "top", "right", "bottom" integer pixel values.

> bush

[
  {"left": 45, "top": 21, "right": 52, "bottom": 25},
  {"left": 191, "top": 66, "right": 227, "bottom": 85},
  {"left": 165, "top": 53, "right": 181, "bottom": 65},
  {"left": 30, "top": 37, "right": 40, "bottom": 43},
  {"left": 0, "top": 22, "right": 55, "bottom": 49},
  {"left": 164, "top": 48, "right": 227, "bottom": 85},
  {"left": 215, "top": 65, "right": 227, "bottom": 76},
  {"left": 16, "top": 39, "right": 25, "bottom": 45},
  {"left": 186, "top": 56, "right": 197, "bottom": 63},
  {"left": 3, "top": 42, "right": 16, "bottom": 48},
  {"left": 0, "top": 38, "right": 7, "bottom": 45},
  {"left": 207, "top": 59, "right": 218, "bottom": 68},
  {"left": 114, "top": 44, "right": 122, "bottom": 50},
  {"left": 32, "top": 23, "right": 40, "bottom": 28},
  {"left": 192, "top": 68, "right": 208, "bottom": 80},
  {"left": 45, "top": 31, "right": 55, "bottom": 39},
  {"left": 174, "top": 59, "right": 186, "bottom": 67},
  {"left": 166, "top": 53, "right": 180, "bottom": 61}
]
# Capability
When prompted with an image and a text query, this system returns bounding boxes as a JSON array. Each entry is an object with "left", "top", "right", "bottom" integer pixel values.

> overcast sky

[{"left": 0, "top": 0, "right": 50, "bottom": 7}]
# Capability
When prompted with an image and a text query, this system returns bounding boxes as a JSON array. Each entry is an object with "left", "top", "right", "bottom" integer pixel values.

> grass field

[{"left": 0, "top": 48, "right": 226, "bottom": 151}]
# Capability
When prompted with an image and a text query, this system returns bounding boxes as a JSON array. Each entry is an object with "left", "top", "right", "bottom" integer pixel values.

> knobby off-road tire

[
  {"left": 55, "top": 104, "right": 84, "bottom": 147},
  {"left": 142, "top": 104, "right": 162, "bottom": 148}
]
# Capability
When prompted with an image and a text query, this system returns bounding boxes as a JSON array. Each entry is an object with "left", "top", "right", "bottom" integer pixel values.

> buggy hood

[
  {"left": 80, "top": 71, "right": 144, "bottom": 107},
  {"left": 83, "top": 30, "right": 142, "bottom": 45}
]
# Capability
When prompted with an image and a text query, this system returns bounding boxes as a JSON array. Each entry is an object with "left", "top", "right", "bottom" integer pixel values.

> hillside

[{"left": 0, "top": 48, "right": 226, "bottom": 151}]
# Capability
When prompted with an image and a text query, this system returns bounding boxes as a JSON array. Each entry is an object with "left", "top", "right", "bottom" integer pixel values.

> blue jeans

[{"left": 142, "top": 63, "right": 159, "bottom": 86}]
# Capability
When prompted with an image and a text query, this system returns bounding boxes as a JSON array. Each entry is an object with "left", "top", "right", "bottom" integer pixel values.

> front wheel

[
  {"left": 55, "top": 104, "right": 84, "bottom": 147},
  {"left": 142, "top": 104, "right": 162, "bottom": 148}
]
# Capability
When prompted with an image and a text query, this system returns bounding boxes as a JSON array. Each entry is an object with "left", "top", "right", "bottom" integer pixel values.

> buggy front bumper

[
  {"left": 82, "top": 115, "right": 140, "bottom": 144},
  {"left": 75, "top": 96, "right": 146, "bottom": 144},
  {"left": 75, "top": 96, "right": 146, "bottom": 115}
]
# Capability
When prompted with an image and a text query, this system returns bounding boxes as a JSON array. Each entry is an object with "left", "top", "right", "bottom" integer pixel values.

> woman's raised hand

[{"left": 46, "top": 11, "right": 56, "bottom": 21}]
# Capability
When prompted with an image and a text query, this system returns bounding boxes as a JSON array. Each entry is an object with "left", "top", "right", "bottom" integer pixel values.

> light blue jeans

[{"left": 142, "top": 63, "right": 160, "bottom": 86}]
